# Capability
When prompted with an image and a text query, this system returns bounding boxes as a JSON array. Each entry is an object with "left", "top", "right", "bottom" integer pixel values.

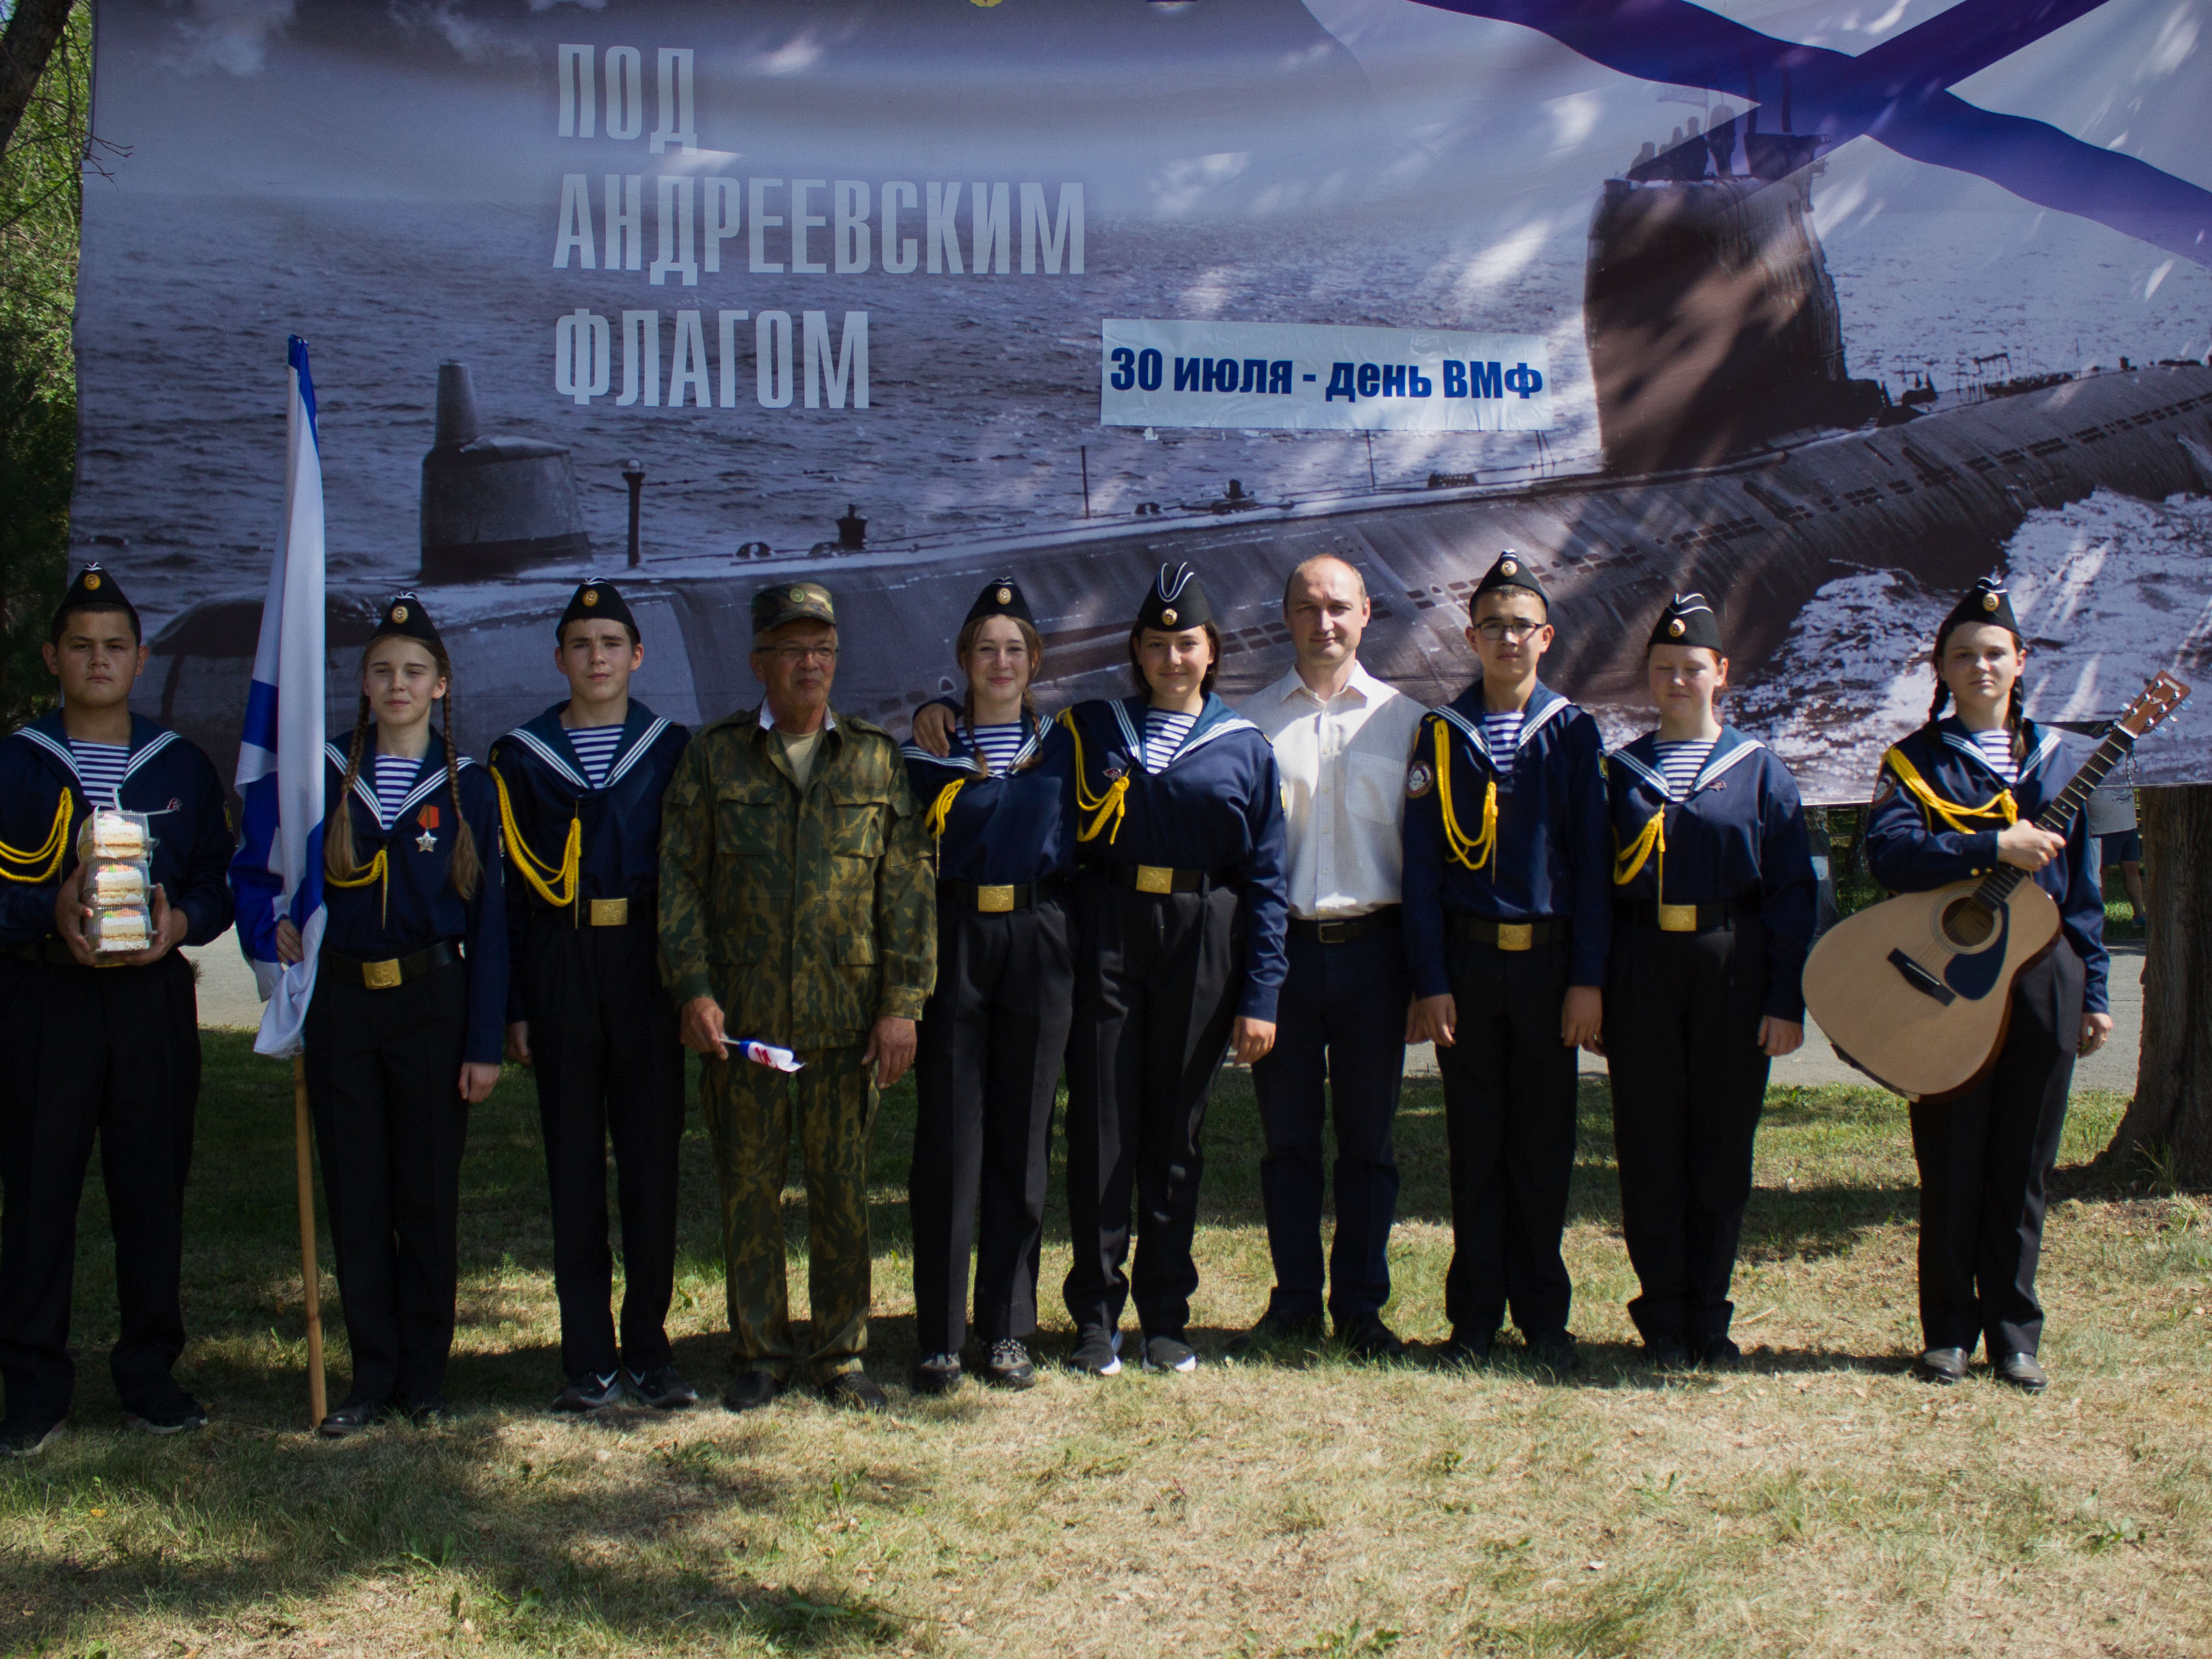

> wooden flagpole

[{"left": 293, "top": 1052, "right": 327, "bottom": 1426}]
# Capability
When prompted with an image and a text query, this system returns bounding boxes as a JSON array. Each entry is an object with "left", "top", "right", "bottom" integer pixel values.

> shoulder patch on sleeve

[
  {"left": 1406, "top": 761, "right": 1435, "bottom": 799},
  {"left": 1872, "top": 769, "right": 1897, "bottom": 805}
]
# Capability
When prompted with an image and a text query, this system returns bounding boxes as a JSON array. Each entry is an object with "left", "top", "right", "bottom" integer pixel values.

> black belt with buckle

[
  {"left": 325, "top": 941, "right": 460, "bottom": 990},
  {"left": 1622, "top": 899, "right": 1754, "bottom": 935},
  {"left": 1105, "top": 864, "right": 1234, "bottom": 896},
  {"left": 1287, "top": 906, "right": 1401, "bottom": 946},
  {"left": 1444, "top": 911, "right": 1562, "bottom": 952},
  {"left": 940, "top": 877, "right": 1063, "bottom": 914}
]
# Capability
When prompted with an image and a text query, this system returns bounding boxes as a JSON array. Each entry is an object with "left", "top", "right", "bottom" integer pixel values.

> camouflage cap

[{"left": 752, "top": 580, "right": 838, "bottom": 637}]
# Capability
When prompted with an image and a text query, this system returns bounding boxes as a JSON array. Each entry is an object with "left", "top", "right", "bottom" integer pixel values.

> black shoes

[
  {"left": 1994, "top": 1352, "right": 2049, "bottom": 1393},
  {"left": 1226, "top": 1310, "right": 1326, "bottom": 1358},
  {"left": 912, "top": 1352, "right": 964, "bottom": 1396},
  {"left": 1433, "top": 1328, "right": 1495, "bottom": 1369},
  {"left": 1067, "top": 1328, "right": 1123, "bottom": 1377},
  {"left": 124, "top": 1391, "right": 208, "bottom": 1435},
  {"left": 552, "top": 1371, "right": 623, "bottom": 1414},
  {"left": 317, "top": 1396, "right": 384, "bottom": 1439},
  {"left": 1698, "top": 1335, "right": 1743, "bottom": 1368},
  {"left": 1339, "top": 1319, "right": 1408, "bottom": 1361},
  {"left": 404, "top": 1395, "right": 451, "bottom": 1427},
  {"left": 724, "top": 1371, "right": 782, "bottom": 1413},
  {"left": 1140, "top": 1333, "right": 1198, "bottom": 1374},
  {"left": 1914, "top": 1346, "right": 1969, "bottom": 1385},
  {"left": 0, "top": 1417, "right": 63, "bottom": 1458},
  {"left": 823, "top": 1371, "right": 888, "bottom": 1412},
  {"left": 1525, "top": 1332, "right": 1580, "bottom": 1374},
  {"left": 626, "top": 1363, "right": 699, "bottom": 1410},
  {"left": 984, "top": 1339, "right": 1037, "bottom": 1390},
  {"left": 1645, "top": 1337, "right": 1694, "bottom": 1368}
]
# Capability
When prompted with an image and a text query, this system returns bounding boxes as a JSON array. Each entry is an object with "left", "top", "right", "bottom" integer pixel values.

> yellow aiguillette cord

[
  {"left": 1434, "top": 719, "right": 1496, "bottom": 872},
  {"left": 493, "top": 767, "right": 583, "bottom": 922},
  {"left": 325, "top": 844, "right": 391, "bottom": 928},
  {"left": 1882, "top": 744, "right": 2019, "bottom": 832},
  {"left": 925, "top": 779, "right": 965, "bottom": 848},
  {"left": 1058, "top": 707, "right": 1129, "bottom": 845},
  {"left": 1613, "top": 804, "right": 1665, "bottom": 898},
  {"left": 0, "top": 792, "right": 72, "bottom": 884}
]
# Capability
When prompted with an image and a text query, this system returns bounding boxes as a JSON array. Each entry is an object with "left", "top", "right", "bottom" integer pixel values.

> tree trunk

[
  {"left": 0, "top": 0, "right": 75, "bottom": 158},
  {"left": 2109, "top": 783, "right": 2212, "bottom": 1183}
]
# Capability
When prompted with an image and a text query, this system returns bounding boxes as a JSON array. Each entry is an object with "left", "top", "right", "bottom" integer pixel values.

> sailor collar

[
  {"left": 327, "top": 730, "right": 473, "bottom": 827},
  {"left": 1109, "top": 692, "right": 1258, "bottom": 775},
  {"left": 15, "top": 711, "right": 179, "bottom": 793},
  {"left": 1433, "top": 679, "right": 1574, "bottom": 768},
  {"left": 1608, "top": 725, "right": 1765, "bottom": 804},
  {"left": 901, "top": 707, "right": 1048, "bottom": 777},
  {"left": 1935, "top": 715, "right": 2060, "bottom": 786},
  {"left": 503, "top": 701, "right": 671, "bottom": 795}
]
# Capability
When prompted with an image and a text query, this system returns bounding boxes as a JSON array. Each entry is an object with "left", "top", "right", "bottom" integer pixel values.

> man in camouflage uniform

[{"left": 659, "top": 582, "right": 935, "bottom": 1412}]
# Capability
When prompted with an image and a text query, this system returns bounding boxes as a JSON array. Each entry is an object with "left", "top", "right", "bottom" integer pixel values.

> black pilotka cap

[
  {"left": 558, "top": 575, "right": 638, "bottom": 639},
  {"left": 371, "top": 591, "right": 445, "bottom": 651},
  {"left": 965, "top": 575, "right": 1036, "bottom": 629},
  {"left": 1937, "top": 575, "right": 2021, "bottom": 646},
  {"left": 1471, "top": 549, "right": 1548, "bottom": 611},
  {"left": 50, "top": 563, "right": 141, "bottom": 642},
  {"left": 1648, "top": 591, "right": 1723, "bottom": 651},
  {"left": 1136, "top": 562, "right": 1213, "bottom": 632}
]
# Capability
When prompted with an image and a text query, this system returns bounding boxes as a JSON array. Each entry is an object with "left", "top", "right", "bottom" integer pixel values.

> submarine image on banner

[{"left": 143, "top": 133, "right": 2212, "bottom": 805}]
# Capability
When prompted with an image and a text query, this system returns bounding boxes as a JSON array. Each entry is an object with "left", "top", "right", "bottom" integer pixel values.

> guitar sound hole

[{"left": 1941, "top": 897, "right": 1997, "bottom": 949}]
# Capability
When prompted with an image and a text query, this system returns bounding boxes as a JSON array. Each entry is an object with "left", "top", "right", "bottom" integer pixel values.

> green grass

[{"left": 3, "top": 1036, "right": 2208, "bottom": 1657}]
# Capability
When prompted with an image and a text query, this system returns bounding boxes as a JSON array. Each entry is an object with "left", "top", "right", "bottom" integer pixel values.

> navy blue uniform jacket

[
  {"left": 1864, "top": 716, "right": 2109, "bottom": 1015},
  {"left": 902, "top": 709, "right": 1076, "bottom": 888},
  {"left": 1605, "top": 727, "right": 1817, "bottom": 1021},
  {"left": 0, "top": 712, "right": 233, "bottom": 949},
  {"left": 488, "top": 700, "right": 690, "bottom": 1021},
  {"left": 304, "top": 730, "right": 510, "bottom": 1064},
  {"left": 1059, "top": 692, "right": 1290, "bottom": 1024},
  {"left": 1402, "top": 679, "right": 1611, "bottom": 995}
]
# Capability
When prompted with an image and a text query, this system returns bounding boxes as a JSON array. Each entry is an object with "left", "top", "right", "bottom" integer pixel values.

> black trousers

[
  {"left": 517, "top": 910, "right": 686, "bottom": 1380},
  {"left": 1063, "top": 876, "right": 1243, "bottom": 1338},
  {"left": 1249, "top": 921, "right": 1408, "bottom": 1328},
  {"left": 1605, "top": 915, "right": 1771, "bottom": 1346},
  {"left": 1435, "top": 931, "right": 1579, "bottom": 1340},
  {"left": 304, "top": 958, "right": 471, "bottom": 1406},
  {"left": 1909, "top": 944, "right": 2082, "bottom": 1359},
  {"left": 0, "top": 953, "right": 199, "bottom": 1427},
  {"left": 910, "top": 894, "right": 1073, "bottom": 1354}
]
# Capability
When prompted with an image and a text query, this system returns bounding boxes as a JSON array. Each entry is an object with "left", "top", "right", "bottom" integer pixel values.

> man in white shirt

[{"left": 1233, "top": 555, "right": 1425, "bottom": 1358}]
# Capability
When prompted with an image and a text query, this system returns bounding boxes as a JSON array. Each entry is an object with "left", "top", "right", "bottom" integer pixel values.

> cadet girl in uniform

[
  {"left": 1864, "top": 577, "right": 2111, "bottom": 1392},
  {"left": 900, "top": 578, "right": 1075, "bottom": 1394},
  {"left": 1599, "top": 594, "right": 1814, "bottom": 1367},
  {"left": 1057, "top": 564, "right": 1288, "bottom": 1377},
  {"left": 272, "top": 595, "right": 508, "bottom": 1436}
]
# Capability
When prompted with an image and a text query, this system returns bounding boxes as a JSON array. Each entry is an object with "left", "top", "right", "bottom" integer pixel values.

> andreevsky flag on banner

[{"left": 227, "top": 336, "right": 328, "bottom": 1058}]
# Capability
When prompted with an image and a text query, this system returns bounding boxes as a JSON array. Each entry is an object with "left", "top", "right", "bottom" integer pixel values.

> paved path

[{"left": 187, "top": 929, "right": 2146, "bottom": 1096}]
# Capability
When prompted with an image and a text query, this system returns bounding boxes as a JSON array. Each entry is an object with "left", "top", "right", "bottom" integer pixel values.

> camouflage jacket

[{"left": 659, "top": 703, "right": 936, "bottom": 1048}]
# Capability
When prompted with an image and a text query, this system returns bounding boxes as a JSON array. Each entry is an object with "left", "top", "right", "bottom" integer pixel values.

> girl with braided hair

[
  {"left": 272, "top": 593, "right": 507, "bottom": 1438},
  {"left": 1863, "top": 576, "right": 2111, "bottom": 1395}
]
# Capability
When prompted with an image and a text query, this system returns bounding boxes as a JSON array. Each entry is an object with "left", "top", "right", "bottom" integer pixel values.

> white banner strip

[{"left": 1100, "top": 318, "right": 1553, "bottom": 433}]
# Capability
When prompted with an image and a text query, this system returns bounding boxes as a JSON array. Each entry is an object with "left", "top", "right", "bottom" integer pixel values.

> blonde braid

[
  {"left": 441, "top": 684, "right": 481, "bottom": 900},
  {"left": 323, "top": 693, "right": 373, "bottom": 881}
]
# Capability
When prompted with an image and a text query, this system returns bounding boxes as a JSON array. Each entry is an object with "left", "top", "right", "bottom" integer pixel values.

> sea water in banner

[{"left": 75, "top": 0, "right": 2212, "bottom": 799}]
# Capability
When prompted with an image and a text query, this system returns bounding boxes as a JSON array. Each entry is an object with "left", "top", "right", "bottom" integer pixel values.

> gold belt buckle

[
  {"left": 1658, "top": 903, "right": 1699, "bottom": 934},
  {"left": 589, "top": 897, "right": 630, "bottom": 927},
  {"left": 1134, "top": 865, "right": 1176, "bottom": 895},
  {"left": 975, "top": 885, "right": 1016, "bottom": 913},
  {"left": 362, "top": 958, "right": 404, "bottom": 990},
  {"left": 1495, "top": 922, "right": 1533, "bottom": 952}
]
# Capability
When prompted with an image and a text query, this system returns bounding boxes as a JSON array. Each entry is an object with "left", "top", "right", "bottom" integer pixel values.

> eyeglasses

[
  {"left": 767, "top": 645, "right": 838, "bottom": 664},
  {"left": 1473, "top": 620, "right": 1545, "bottom": 642}
]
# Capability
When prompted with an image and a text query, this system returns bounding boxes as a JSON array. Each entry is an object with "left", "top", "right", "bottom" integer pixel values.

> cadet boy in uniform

[
  {"left": 658, "top": 583, "right": 936, "bottom": 1413},
  {"left": 1404, "top": 552, "right": 1609, "bottom": 1372},
  {"left": 0, "top": 567, "right": 235, "bottom": 1454},
  {"left": 491, "top": 579, "right": 694, "bottom": 1414}
]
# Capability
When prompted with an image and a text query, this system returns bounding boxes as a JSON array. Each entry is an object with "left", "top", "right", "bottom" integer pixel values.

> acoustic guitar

[{"left": 1803, "top": 672, "right": 2189, "bottom": 1101}]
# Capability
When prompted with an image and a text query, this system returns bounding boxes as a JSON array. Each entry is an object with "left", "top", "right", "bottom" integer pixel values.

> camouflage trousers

[{"left": 700, "top": 1045, "right": 878, "bottom": 1383}]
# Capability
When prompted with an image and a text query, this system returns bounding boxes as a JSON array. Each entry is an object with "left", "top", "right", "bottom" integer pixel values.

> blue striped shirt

[
  {"left": 373, "top": 753, "right": 420, "bottom": 829},
  {"left": 69, "top": 740, "right": 129, "bottom": 809},
  {"left": 1143, "top": 708, "right": 1197, "bottom": 771},
  {"left": 1969, "top": 728, "right": 2019, "bottom": 786},
  {"left": 971, "top": 721, "right": 1026, "bottom": 774},
  {"left": 567, "top": 724, "right": 624, "bottom": 788},
  {"left": 1653, "top": 738, "right": 1716, "bottom": 796}
]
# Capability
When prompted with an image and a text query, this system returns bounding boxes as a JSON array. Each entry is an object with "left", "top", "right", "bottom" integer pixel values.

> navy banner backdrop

[{"left": 75, "top": 0, "right": 2212, "bottom": 799}]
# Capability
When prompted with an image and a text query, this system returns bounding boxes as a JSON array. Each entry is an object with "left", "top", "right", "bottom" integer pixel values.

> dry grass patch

[{"left": 2, "top": 1041, "right": 2208, "bottom": 1657}]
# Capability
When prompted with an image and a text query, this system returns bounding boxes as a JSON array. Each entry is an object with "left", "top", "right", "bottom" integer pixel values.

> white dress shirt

[{"left": 1241, "top": 660, "right": 1424, "bottom": 919}]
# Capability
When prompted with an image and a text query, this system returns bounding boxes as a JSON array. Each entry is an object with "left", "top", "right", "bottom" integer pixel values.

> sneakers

[
  {"left": 1140, "top": 1333, "right": 1198, "bottom": 1374},
  {"left": 552, "top": 1371, "right": 624, "bottom": 1414},
  {"left": 984, "top": 1338, "right": 1037, "bottom": 1390},
  {"left": 124, "top": 1391, "right": 209, "bottom": 1435},
  {"left": 0, "top": 1418, "right": 63, "bottom": 1458},
  {"left": 822, "top": 1371, "right": 888, "bottom": 1412},
  {"left": 912, "top": 1352, "right": 964, "bottom": 1396},
  {"left": 1067, "top": 1328, "right": 1123, "bottom": 1377},
  {"left": 626, "top": 1363, "right": 699, "bottom": 1410}
]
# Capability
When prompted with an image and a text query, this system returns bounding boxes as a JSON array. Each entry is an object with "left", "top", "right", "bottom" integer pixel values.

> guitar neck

[{"left": 1975, "top": 725, "right": 2134, "bottom": 904}]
